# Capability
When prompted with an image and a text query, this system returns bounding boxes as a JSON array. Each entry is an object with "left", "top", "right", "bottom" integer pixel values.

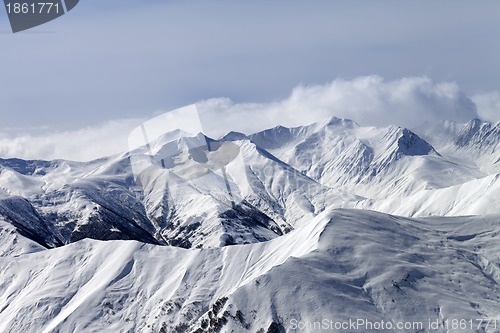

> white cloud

[
  {"left": 472, "top": 92, "right": 500, "bottom": 123},
  {"left": 1, "top": 1, "right": 499, "bottom": 129},
  {"left": 0, "top": 76, "right": 493, "bottom": 161},
  {"left": 195, "top": 76, "right": 479, "bottom": 138},
  {"left": 0, "top": 119, "right": 143, "bottom": 161}
]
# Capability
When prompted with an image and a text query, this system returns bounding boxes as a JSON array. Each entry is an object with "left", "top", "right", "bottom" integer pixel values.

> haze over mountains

[{"left": 0, "top": 116, "right": 499, "bottom": 332}]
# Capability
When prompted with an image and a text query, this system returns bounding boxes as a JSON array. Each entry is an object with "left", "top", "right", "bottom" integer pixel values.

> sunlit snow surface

[
  {"left": 0, "top": 118, "right": 498, "bottom": 248},
  {"left": 1, "top": 210, "right": 500, "bottom": 332},
  {"left": 0, "top": 117, "right": 499, "bottom": 332}
]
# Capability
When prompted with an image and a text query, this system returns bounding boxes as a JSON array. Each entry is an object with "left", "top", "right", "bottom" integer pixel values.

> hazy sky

[{"left": 0, "top": 0, "right": 499, "bottom": 160}]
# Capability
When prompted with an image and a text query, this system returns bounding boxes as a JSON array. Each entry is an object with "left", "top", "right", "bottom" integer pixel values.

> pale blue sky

[{"left": 0, "top": 0, "right": 499, "bottom": 132}]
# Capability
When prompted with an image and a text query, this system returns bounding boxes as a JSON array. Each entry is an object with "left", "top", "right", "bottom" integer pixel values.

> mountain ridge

[
  {"left": 1, "top": 209, "right": 499, "bottom": 332},
  {"left": 1, "top": 115, "right": 499, "bottom": 333},
  {"left": 0, "top": 116, "right": 498, "bottom": 249}
]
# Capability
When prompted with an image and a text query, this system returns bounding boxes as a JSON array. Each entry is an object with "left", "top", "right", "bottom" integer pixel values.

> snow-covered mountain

[
  {"left": 0, "top": 116, "right": 499, "bottom": 332},
  {"left": 1, "top": 209, "right": 500, "bottom": 333},
  {"left": 414, "top": 118, "right": 499, "bottom": 174},
  {"left": 0, "top": 117, "right": 498, "bottom": 249},
  {"left": 249, "top": 117, "right": 487, "bottom": 199}
]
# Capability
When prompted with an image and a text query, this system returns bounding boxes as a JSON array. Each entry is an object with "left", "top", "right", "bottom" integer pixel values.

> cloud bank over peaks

[
  {"left": 472, "top": 91, "right": 500, "bottom": 123},
  {"left": 0, "top": 119, "right": 142, "bottom": 162},
  {"left": 196, "top": 76, "right": 481, "bottom": 138},
  {"left": 1, "top": 76, "right": 497, "bottom": 161}
]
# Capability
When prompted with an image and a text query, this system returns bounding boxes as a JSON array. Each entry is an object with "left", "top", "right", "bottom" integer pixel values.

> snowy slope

[
  {"left": 0, "top": 209, "right": 499, "bottom": 333},
  {"left": 133, "top": 133, "right": 346, "bottom": 248},
  {"left": 0, "top": 189, "right": 62, "bottom": 248},
  {"left": 0, "top": 115, "right": 499, "bottom": 332},
  {"left": 250, "top": 117, "right": 486, "bottom": 199},
  {"left": 0, "top": 117, "right": 498, "bottom": 249},
  {"left": 0, "top": 219, "right": 44, "bottom": 257},
  {"left": 0, "top": 156, "right": 161, "bottom": 246},
  {"left": 356, "top": 173, "right": 500, "bottom": 217},
  {"left": 414, "top": 118, "right": 500, "bottom": 174}
]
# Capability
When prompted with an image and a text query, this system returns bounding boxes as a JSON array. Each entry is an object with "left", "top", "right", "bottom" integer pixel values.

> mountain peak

[
  {"left": 323, "top": 116, "right": 359, "bottom": 128},
  {"left": 397, "top": 128, "right": 437, "bottom": 157},
  {"left": 455, "top": 117, "right": 498, "bottom": 147},
  {"left": 221, "top": 131, "right": 248, "bottom": 141}
]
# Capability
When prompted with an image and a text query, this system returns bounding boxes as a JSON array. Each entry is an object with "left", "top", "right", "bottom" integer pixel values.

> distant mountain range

[
  {"left": 0, "top": 117, "right": 498, "bottom": 249},
  {"left": 0, "top": 117, "right": 499, "bottom": 332}
]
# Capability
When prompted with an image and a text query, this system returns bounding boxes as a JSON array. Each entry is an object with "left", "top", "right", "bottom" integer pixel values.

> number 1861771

[
  {"left": 443, "top": 319, "right": 497, "bottom": 331},
  {"left": 5, "top": 2, "right": 60, "bottom": 14}
]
